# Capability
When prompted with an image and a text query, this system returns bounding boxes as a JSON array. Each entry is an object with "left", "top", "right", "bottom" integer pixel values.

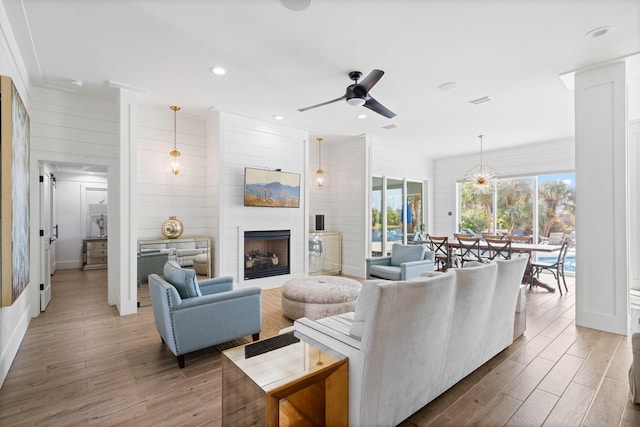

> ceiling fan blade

[
  {"left": 298, "top": 95, "right": 346, "bottom": 112},
  {"left": 358, "top": 69, "right": 384, "bottom": 92},
  {"left": 363, "top": 96, "right": 396, "bottom": 118}
]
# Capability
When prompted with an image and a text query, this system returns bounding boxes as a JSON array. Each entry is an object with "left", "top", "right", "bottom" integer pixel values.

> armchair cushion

[
  {"left": 163, "top": 260, "right": 201, "bottom": 299},
  {"left": 390, "top": 244, "right": 426, "bottom": 266}
]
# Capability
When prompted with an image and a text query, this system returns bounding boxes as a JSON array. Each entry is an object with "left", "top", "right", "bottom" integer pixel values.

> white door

[{"left": 40, "top": 164, "right": 53, "bottom": 311}]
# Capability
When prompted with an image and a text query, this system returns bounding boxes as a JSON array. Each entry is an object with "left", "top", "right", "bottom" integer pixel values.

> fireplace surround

[{"left": 244, "top": 230, "right": 290, "bottom": 280}]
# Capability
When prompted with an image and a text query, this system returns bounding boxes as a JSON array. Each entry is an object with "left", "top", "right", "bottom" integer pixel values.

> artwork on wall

[
  {"left": 1, "top": 75, "right": 30, "bottom": 307},
  {"left": 244, "top": 167, "right": 301, "bottom": 208}
]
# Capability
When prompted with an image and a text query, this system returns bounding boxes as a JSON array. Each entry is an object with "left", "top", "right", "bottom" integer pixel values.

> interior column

[{"left": 574, "top": 61, "right": 629, "bottom": 335}]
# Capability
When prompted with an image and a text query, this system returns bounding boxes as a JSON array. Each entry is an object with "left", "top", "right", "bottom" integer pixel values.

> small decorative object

[
  {"left": 246, "top": 255, "right": 254, "bottom": 269},
  {"left": 272, "top": 253, "right": 279, "bottom": 265},
  {"left": 96, "top": 214, "right": 106, "bottom": 238},
  {"left": 161, "top": 216, "right": 184, "bottom": 239}
]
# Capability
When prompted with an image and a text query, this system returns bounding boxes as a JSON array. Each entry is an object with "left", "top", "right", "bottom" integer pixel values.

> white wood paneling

[
  {"left": 575, "top": 61, "right": 628, "bottom": 335},
  {"left": 630, "top": 120, "right": 640, "bottom": 292},
  {"left": 217, "top": 112, "right": 308, "bottom": 289},
  {"left": 136, "top": 106, "right": 209, "bottom": 239}
]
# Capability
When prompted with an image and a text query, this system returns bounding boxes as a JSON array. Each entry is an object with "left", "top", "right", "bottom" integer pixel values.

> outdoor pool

[{"left": 536, "top": 255, "right": 576, "bottom": 273}]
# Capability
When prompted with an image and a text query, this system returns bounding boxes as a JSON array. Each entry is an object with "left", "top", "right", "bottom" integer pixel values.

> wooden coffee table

[{"left": 222, "top": 332, "right": 348, "bottom": 426}]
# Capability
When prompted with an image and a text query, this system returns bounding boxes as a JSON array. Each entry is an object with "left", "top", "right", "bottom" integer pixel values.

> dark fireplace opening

[{"left": 244, "top": 230, "right": 290, "bottom": 280}]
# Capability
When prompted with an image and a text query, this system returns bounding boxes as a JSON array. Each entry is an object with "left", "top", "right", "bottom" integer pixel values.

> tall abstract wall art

[{"left": 1, "top": 75, "right": 30, "bottom": 307}]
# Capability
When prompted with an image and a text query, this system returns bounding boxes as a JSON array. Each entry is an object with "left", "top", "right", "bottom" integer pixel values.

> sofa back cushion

[
  {"left": 163, "top": 260, "right": 201, "bottom": 299},
  {"left": 390, "top": 244, "right": 426, "bottom": 266},
  {"left": 350, "top": 281, "right": 381, "bottom": 339}
]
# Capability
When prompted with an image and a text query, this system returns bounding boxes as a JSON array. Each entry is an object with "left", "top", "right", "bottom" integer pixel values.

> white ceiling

[{"left": 4, "top": 0, "right": 640, "bottom": 159}]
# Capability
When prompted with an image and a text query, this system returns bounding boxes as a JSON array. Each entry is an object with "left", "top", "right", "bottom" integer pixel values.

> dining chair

[
  {"left": 484, "top": 237, "right": 512, "bottom": 260},
  {"left": 454, "top": 235, "right": 482, "bottom": 266},
  {"left": 509, "top": 235, "right": 532, "bottom": 244},
  {"left": 425, "top": 235, "right": 450, "bottom": 271},
  {"left": 530, "top": 238, "right": 573, "bottom": 294}
]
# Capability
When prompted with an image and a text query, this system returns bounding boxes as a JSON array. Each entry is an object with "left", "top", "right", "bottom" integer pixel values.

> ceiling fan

[{"left": 298, "top": 69, "right": 396, "bottom": 118}]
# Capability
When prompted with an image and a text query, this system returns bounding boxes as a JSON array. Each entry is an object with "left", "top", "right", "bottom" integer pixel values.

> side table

[{"left": 222, "top": 332, "right": 348, "bottom": 426}]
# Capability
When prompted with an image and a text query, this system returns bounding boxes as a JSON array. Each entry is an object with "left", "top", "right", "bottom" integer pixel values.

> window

[
  {"left": 458, "top": 172, "right": 576, "bottom": 271},
  {"left": 371, "top": 177, "right": 425, "bottom": 256}
]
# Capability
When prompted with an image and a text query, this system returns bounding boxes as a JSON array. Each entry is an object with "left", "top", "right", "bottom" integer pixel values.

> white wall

[
  {"left": 432, "top": 138, "right": 575, "bottom": 236},
  {"left": 137, "top": 106, "right": 209, "bottom": 239},
  {"left": 214, "top": 112, "right": 308, "bottom": 289},
  {"left": 309, "top": 135, "right": 370, "bottom": 277},
  {"left": 54, "top": 173, "right": 108, "bottom": 269}
]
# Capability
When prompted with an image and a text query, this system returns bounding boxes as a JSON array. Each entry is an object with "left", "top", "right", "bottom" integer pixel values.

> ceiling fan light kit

[{"left": 298, "top": 69, "right": 396, "bottom": 118}]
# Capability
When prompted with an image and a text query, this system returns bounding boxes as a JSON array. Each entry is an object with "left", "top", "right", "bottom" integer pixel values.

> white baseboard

[
  {"left": 0, "top": 291, "right": 32, "bottom": 388},
  {"left": 56, "top": 260, "right": 83, "bottom": 270}
]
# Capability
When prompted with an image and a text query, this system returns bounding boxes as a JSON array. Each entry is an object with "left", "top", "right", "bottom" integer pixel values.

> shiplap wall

[
  {"left": 136, "top": 106, "right": 209, "bottom": 238},
  {"left": 216, "top": 112, "right": 308, "bottom": 289},
  {"left": 309, "top": 135, "right": 369, "bottom": 277},
  {"left": 371, "top": 141, "right": 435, "bottom": 233},
  {"left": 432, "top": 138, "right": 575, "bottom": 236},
  {"left": 0, "top": 0, "right": 32, "bottom": 388}
]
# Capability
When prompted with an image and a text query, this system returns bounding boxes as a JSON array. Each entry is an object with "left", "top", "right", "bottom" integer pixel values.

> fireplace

[{"left": 244, "top": 230, "right": 290, "bottom": 280}]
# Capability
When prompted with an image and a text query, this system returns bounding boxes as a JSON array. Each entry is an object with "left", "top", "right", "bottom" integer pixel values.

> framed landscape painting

[{"left": 1, "top": 75, "right": 30, "bottom": 307}]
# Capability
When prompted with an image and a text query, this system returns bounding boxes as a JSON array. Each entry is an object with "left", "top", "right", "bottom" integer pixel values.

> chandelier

[
  {"left": 169, "top": 105, "right": 181, "bottom": 175},
  {"left": 465, "top": 134, "right": 497, "bottom": 194}
]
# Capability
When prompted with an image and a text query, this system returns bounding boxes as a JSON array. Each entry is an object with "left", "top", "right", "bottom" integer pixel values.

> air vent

[
  {"left": 469, "top": 96, "right": 493, "bottom": 105},
  {"left": 382, "top": 124, "right": 397, "bottom": 130}
]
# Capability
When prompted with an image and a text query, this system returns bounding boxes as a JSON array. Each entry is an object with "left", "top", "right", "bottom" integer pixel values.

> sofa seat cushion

[
  {"left": 390, "top": 244, "right": 426, "bottom": 266},
  {"left": 368, "top": 265, "right": 402, "bottom": 281},
  {"left": 176, "top": 248, "right": 205, "bottom": 257},
  {"left": 163, "top": 260, "right": 201, "bottom": 299}
]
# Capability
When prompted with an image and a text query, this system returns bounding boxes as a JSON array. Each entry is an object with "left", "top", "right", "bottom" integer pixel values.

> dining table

[{"left": 442, "top": 240, "right": 564, "bottom": 292}]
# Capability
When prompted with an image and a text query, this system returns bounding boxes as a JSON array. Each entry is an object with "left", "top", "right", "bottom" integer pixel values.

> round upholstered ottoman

[
  {"left": 281, "top": 275, "right": 362, "bottom": 321},
  {"left": 193, "top": 253, "right": 209, "bottom": 276}
]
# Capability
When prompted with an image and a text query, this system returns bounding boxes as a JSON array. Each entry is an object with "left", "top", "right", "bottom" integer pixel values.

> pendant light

[
  {"left": 314, "top": 136, "right": 326, "bottom": 189},
  {"left": 465, "top": 134, "right": 497, "bottom": 194},
  {"left": 169, "top": 105, "right": 181, "bottom": 175}
]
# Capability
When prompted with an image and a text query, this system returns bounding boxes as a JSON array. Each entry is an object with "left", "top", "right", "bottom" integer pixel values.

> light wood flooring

[{"left": 0, "top": 269, "right": 639, "bottom": 426}]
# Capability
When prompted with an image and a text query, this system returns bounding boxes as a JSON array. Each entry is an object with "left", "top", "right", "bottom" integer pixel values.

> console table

[
  {"left": 83, "top": 238, "right": 108, "bottom": 270},
  {"left": 309, "top": 231, "right": 341, "bottom": 275},
  {"left": 222, "top": 333, "right": 348, "bottom": 426},
  {"left": 137, "top": 237, "right": 211, "bottom": 284}
]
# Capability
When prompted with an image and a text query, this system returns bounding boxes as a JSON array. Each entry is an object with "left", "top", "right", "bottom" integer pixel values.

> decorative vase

[{"left": 161, "top": 216, "right": 184, "bottom": 239}]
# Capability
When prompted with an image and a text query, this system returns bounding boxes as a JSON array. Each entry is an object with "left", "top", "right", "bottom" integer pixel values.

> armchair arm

[
  {"left": 366, "top": 256, "right": 392, "bottom": 267},
  {"left": 400, "top": 259, "right": 435, "bottom": 280},
  {"left": 423, "top": 250, "right": 435, "bottom": 262},
  {"left": 198, "top": 276, "right": 234, "bottom": 295}
]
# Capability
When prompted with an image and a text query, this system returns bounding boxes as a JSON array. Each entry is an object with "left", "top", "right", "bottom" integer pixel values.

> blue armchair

[
  {"left": 149, "top": 261, "right": 262, "bottom": 368},
  {"left": 366, "top": 244, "right": 435, "bottom": 280}
]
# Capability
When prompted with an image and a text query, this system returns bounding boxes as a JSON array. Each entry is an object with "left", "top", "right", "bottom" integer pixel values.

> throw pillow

[
  {"left": 390, "top": 244, "right": 426, "bottom": 266},
  {"left": 163, "top": 260, "right": 201, "bottom": 299}
]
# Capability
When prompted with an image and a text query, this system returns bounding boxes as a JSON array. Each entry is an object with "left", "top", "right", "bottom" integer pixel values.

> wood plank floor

[{"left": 0, "top": 269, "right": 639, "bottom": 426}]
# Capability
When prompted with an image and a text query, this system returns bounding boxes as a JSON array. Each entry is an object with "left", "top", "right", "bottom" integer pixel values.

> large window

[
  {"left": 371, "top": 177, "right": 424, "bottom": 256},
  {"left": 459, "top": 172, "right": 575, "bottom": 270}
]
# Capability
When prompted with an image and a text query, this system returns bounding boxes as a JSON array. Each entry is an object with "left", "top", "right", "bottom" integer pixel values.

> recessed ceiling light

[
  {"left": 438, "top": 82, "right": 458, "bottom": 91},
  {"left": 468, "top": 96, "right": 493, "bottom": 105},
  {"left": 357, "top": 114, "right": 367, "bottom": 119},
  {"left": 210, "top": 66, "right": 226, "bottom": 75},
  {"left": 280, "top": 0, "right": 312, "bottom": 11},
  {"left": 71, "top": 79, "right": 83, "bottom": 87},
  {"left": 585, "top": 26, "right": 613, "bottom": 38},
  {"left": 273, "top": 115, "right": 284, "bottom": 120}
]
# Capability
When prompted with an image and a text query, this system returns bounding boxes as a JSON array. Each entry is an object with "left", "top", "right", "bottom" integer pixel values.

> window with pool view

[{"left": 459, "top": 173, "right": 575, "bottom": 272}]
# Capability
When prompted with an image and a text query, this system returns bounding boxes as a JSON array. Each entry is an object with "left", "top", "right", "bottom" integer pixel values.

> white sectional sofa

[{"left": 294, "top": 255, "right": 528, "bottom": 427}]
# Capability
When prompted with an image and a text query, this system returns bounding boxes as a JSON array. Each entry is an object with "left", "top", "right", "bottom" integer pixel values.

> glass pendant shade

[
  {"left": 314, "top": 137, "right": 326, "bottom": 189},
  {"left": 169, "top": 105, "right": 181, "bottom": 175}
]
